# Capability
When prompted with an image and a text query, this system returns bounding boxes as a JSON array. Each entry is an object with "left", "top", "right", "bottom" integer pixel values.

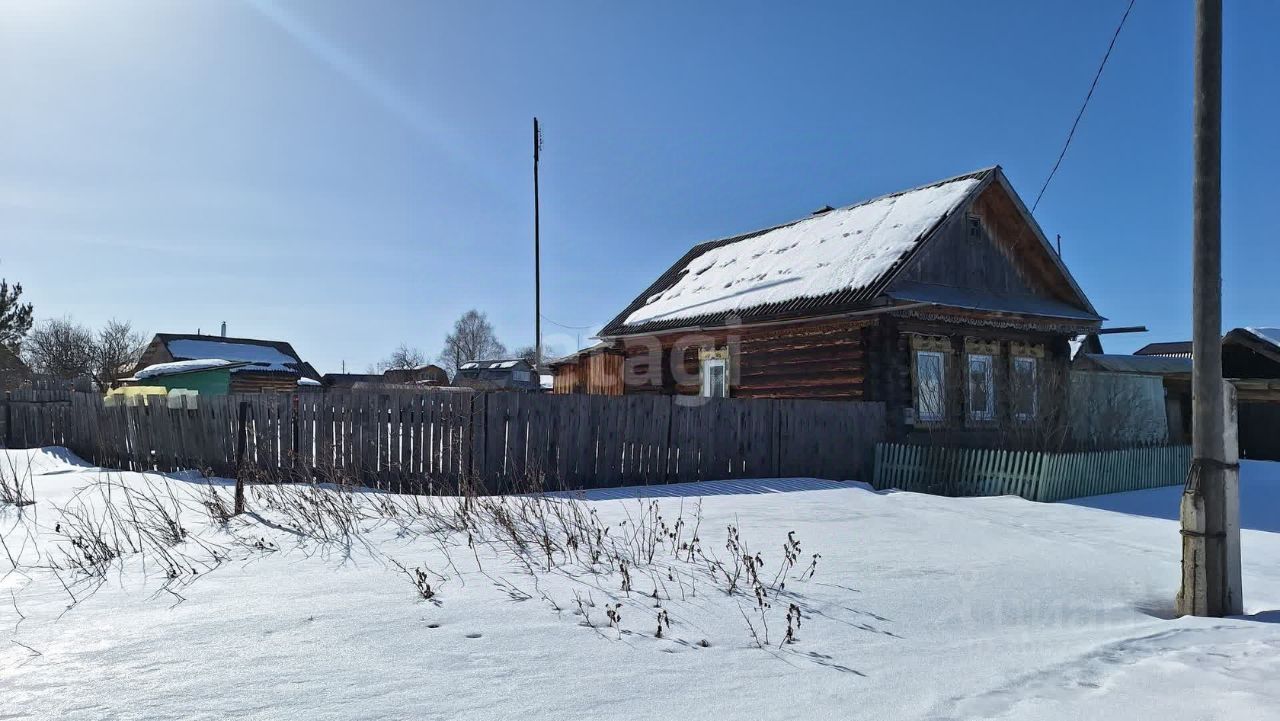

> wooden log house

[
  {"left": 550, "top": 167, "right": 1105, "bottom": 443},
  {"left": 130, "top": 333, "right": 321, "bottom": 394}
]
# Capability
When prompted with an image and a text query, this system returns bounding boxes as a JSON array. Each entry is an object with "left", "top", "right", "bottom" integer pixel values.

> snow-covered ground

[{"left": 2, "top": 448, "right": 1280, "bottom": 721}]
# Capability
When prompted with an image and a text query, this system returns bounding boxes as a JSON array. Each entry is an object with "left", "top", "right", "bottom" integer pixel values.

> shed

[
  {"left": 547, "top": 343, "right": 624, "bottom": 395},
  {"left": 131, "top": 333, "right": 320, "bottom": 393},
  {"left": 124, "top": 359, "right": 247, "bottom": 395},
  {"left": 1079, "top": 327, "right": 1280, "bottom": 456},
  {"left": 1074, "top": 353, "right": 1192, "bottom": 443}
]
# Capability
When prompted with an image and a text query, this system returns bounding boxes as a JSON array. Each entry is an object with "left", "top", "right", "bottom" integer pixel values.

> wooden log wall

[
  {"left": 603, "top": 319, "right": 873, "bottom": 399},
  {"left": 734, "top": 320, "right": 869, "bottom": 400},
  {"left": 881, "top": 315, "right": 1073, "bottom": 446},
  {"left": 230, "top": 372, "right": 306, "bottom": 394},
  {"left": 2, "top": 390, "right": 887, "bottom": 493}
]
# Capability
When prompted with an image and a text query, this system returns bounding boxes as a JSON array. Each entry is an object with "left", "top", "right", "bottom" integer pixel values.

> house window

[
  {"left": 967, "top": 354, "right": 995, "bottom": 421},
  {"left": 701, "top": 358, "right": 728, "bottom": 398},
  {"left": 1011, "top": 356, "right": 1038, "bottom": 421},
  {"left": 913, "top": 350, "right": 946, "bottom": 422},
  {"left": 967, "top": 214, "right": 982, "bottom": 238}
]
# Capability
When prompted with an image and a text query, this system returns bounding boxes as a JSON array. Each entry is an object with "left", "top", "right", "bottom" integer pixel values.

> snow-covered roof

[
  {"left": 297, "top": 377, "right": 322, "bottom": 387},
  {"left": 166, "top": 339, "right": 297, "bottom": 371},
  {"left": 546, "top": 342, "right": 615, "bottom": 367},
  {"left": 146, "top": 334, "right": 315, "bottom": 378},
  {"left": 1244, "top": 327, "right": 1280, "bottom": 351},
  {"left": 603, "top": 170, "right": 986, "bottom": 335},
  {"left": 131, "top": 359, "right": 237, "bottom": 380},
  {"left": 1223, "top": 326, "right": 1280, "bottom": 367},
  {"left": 460, "top": 359, "right": 529, "bottom": 371}
]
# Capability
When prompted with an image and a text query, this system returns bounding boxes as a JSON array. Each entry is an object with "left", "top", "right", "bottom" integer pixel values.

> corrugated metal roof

[
  {"left": 546, "top": 342, "right": 614, "bottom": 367},
  {"left": 1134, "top": 341, "right": 1193, "bottom": 357},
  {"left": 1076, "top": 354, "right": 1192, "bottom": 376},
  {"left": 149, "top": 333, "right": 317, "bottom": 378},
  {"left": 885, "top": 282, "right": 1104, "bottom": 322},
  {"left": 599, "top": 168, "right": 996, "bottom": 336}
]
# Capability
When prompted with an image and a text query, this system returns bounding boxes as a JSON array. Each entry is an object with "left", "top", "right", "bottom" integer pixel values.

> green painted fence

[{"left": 872, "top": 443, "right": 1191, "bottom": 502}]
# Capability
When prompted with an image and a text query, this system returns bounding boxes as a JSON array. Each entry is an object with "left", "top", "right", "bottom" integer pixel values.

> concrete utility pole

[
  {"left": 533, "top": 117, "right": 543, "bottom": 371},
  {"left": 1178, "top": 0, "right": 1242, "bottom": 618}
]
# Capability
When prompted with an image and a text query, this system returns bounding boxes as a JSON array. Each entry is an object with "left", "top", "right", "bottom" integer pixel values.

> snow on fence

[
  {"left": 871, "top": 442, "right": 1191, "bottom": 502},
  {"left": 0, "top": 390, "right": 886, "bottom": 492}
]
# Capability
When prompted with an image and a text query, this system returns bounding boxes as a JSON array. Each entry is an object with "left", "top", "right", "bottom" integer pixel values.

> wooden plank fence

[
  {"left": 0, "top": 390, "right": 886, "bottom": 493},
  {"left": 872, "top": 442, "right": 1192, "bottom": 502}
]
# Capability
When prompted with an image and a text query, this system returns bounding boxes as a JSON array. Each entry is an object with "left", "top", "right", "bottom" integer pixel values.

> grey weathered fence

[
  {"left": 1, "top": 390, "right": 885, "bottom": 492},
  {"left": 872, "top": 442, "right": 1192, "bottom": 502}
]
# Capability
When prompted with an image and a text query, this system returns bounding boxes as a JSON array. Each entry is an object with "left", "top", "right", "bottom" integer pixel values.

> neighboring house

[
  {"left": 0, "top": 345, "right": 33, "bottom": 392},
  {"left": 553, "top": 166, "right": 1103, "bottom": 444},
  {"left": 383, "top": 364, "right": 449, "bottom": 386},
  {"left": 322, "top": 373, "right": 385, "bottom": 389},
  {"left": 1222, "top": 327, "right": 1280, "bottom": 380},
  {"left": 453, "top": 359, "right": 542, "bottom": 391},
  {"left": 131, "top": 333, "right": 320, "bottom": 393},
  {"left": 322, "top": 365, "right": 450, "bottom": 391},
  {"left": 1081, "top": 327, "right": 1280, "bottom": 458},
  {"left": 1220, "top": 327, "right": 1280, "bottom": 461},
  {"left": 1134, "top": 341, "right": 1194, "bottom": 358}
]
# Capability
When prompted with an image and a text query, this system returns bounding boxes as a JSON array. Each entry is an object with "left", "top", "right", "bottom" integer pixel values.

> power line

[
  {"left": 539, "top": 314, "right": 594, "bottom": 331},
  {"left": 1032, "top": 0, "right": 1137, "bottom": 212}
]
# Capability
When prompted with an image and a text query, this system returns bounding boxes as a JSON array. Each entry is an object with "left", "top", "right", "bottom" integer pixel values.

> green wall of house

[{"left": 136, "top": 368, "right": 232, "bottom": 395}]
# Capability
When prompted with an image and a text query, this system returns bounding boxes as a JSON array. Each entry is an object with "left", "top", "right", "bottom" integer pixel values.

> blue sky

[{"left": 1, "top": 0, "right": 1275, "bottom": 373}]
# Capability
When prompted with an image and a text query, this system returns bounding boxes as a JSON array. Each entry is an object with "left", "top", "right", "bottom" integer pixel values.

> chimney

[{"left": 220, "top": 321, "right": 227, "bottom": 337}]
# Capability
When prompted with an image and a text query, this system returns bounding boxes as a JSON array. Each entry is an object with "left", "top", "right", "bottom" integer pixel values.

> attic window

[{"left": 967, "top": 214, "right": 982, "bottom": 238}]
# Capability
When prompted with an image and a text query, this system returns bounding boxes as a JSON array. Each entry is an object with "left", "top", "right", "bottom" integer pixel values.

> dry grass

[{"left": 5, "top": 457, "right": 821, "bottom": 649}]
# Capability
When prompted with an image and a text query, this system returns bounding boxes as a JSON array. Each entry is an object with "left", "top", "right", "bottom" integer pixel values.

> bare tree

[
  {"left": 93, "top": 319, "right": 147, "bottom": 388},
  {"left": 514, "top": 343, "right": 561, "bottom": 366},
  {"left": 24, "top": 317, "right": 96, "bottom": 380},
  {"left": 439, "top": 310, "right": 507, "bottom": 374},
  {"left": 376, "top": 343, "right": 426, "bottom": 372},
  {"left": 0, "top": 276, "right": 34, "bottom": 353}
]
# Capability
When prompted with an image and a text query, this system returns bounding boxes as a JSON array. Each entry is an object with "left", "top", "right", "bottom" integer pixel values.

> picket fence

[
  {"left": 1, "top": 389, "right": 886, "bottom": 493},
  {"left": 872, "top": 442, "right": 1192, "bottom": 502}
]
